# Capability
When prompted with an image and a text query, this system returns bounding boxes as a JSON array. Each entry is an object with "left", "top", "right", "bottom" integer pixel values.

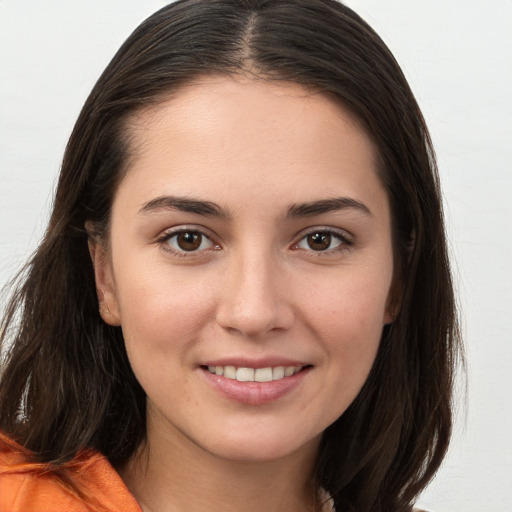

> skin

[{"left": 89, "top": 76, "right": 396, "bottom": 512}]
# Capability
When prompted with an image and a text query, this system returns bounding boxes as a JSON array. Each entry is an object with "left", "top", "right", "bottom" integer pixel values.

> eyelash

[
  {"left": 156, "top": 226, "right": 353, "bottom": 257},
  {"left": 291, "top": 227, "right": 353, "bottom": 255},
  {"left": 157, "top": 227, "right": 219, "bottom": 257}
]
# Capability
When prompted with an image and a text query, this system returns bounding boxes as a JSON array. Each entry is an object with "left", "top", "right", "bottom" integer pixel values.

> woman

[{"left": 0, "top": 1, "right": 460, "bottom": 511}]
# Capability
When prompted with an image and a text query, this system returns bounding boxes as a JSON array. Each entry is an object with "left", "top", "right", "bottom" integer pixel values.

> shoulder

[
  {"left": 0, "top": 434, "right": 141, "bottom": 512},
  {"left": 0, "top": 443, "right": 87, "bottom": 512}
]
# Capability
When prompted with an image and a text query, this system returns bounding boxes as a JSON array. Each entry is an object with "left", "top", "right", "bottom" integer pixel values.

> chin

[{"left": 198, "top": 426, "right": 322, "bottom": 464}]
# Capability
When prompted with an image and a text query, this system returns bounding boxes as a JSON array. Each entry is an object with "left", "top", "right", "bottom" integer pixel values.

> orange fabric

[{"left": 0, "top": 434, "right": 141, "bottom": 512}]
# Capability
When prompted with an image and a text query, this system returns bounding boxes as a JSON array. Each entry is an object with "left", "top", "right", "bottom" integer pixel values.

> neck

[{"left": 119, "top": 413, "right": 321, "bottom": 512}]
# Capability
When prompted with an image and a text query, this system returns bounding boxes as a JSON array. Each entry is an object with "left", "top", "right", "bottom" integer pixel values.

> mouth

[
  {"left": 200, "top": 363, "right": 312, "bottom": 404},
  {"left": 203, "top": 365, "right": 308, "bottom": 382}
]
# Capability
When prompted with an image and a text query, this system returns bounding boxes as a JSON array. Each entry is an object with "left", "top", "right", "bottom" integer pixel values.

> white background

[{"left": 1, "top": 2, "right": 511, "bottom": 510}]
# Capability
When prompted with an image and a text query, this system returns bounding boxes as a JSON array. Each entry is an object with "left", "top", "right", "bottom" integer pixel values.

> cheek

[
  {"left": 113, "top": 267, "right": 219, "bottom": 411},
  {"left": 113, "top": 263, "right": 216, "bottom": 360},
  {"left": 303, "top": 266, "right": 391, "bottom": 332},
  {"left": 300, "top": 267, "right": 391, "bottom": 373}
]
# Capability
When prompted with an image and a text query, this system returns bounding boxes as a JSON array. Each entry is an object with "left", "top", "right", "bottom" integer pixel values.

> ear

[
  {"left": 85, "top": 222, "right": 121, "bottom": 326},
  {"left": 384, "top": 297, "right": 399, "bottom": 325},
  {"left": 383, "top": 275, "right": 402, "bottom": 325},
  {"left": 384, "top": 229, "right": 415, "bottom": 325}
]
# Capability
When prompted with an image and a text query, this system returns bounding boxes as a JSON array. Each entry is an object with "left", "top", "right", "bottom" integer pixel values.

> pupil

[
  {"left": 177, "top": 232, "right": 201, "bottom": 251},
  {"left": 308, "top": 233, "right": 331, "bottom": 251}
]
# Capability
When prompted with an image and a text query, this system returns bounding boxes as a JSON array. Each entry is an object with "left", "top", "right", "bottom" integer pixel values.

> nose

[{"left": 215, "top": 250, "right": 295, "bottom": 338}]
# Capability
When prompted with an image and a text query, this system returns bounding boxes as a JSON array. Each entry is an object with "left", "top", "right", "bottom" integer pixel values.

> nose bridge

[{"left": 216, "top": 242, "right": 293, "bottom": 337}]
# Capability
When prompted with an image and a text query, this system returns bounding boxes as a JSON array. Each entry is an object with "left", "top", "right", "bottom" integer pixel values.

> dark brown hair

[{"left": 0, "top": 1, "right": 461, "bottom": 511}]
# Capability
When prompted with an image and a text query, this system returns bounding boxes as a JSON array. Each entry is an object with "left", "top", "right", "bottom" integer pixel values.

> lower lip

[{"left": 200, "top": 366, "right": 311, "bottom": 405}]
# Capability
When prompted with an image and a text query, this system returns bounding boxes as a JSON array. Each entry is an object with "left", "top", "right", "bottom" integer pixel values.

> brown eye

[
  {"left": 176, "top": 232, "right": 202, "bottom": 251},
  {"left": 306, "top": 232, "right": 332, "bottom": 251},
  {"left": 165, "top": 230, "right": 215, "bottom": 253},
  {"left": 295, "top": 230, "right": 347, "bottom": 253}
]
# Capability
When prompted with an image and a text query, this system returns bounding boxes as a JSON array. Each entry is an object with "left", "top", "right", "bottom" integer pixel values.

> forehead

[
  {"left": 117, "top": 76, "right": 386, "bottom": 218},
  {"left": 128, "top": 75, "right": 375, "bottom": 162}
]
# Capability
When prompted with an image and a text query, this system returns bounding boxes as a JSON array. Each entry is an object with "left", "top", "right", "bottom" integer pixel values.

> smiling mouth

[{"left": 204, "top": 365, "right": 308, "bottom": 382}]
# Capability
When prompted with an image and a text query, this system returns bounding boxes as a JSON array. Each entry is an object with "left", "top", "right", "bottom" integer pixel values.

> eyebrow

[
  {"left": 138, "top": 195, "right": 372, "bottom": 219},
  {"left": 286, "top": 197, "right": 372, "bottom": 218},
  {"left": 138, "top": 196, "right": 230, "bottom": 218}
]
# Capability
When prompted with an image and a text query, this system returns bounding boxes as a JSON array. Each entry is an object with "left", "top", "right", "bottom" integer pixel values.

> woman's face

[{"left": 92, "top": 76, "right": 395, "bottom": 463}]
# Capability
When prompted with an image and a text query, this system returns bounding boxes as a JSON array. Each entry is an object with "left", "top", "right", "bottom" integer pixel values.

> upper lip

[{"left": 201, "top": 357, "right": 310, "bottom": 369}]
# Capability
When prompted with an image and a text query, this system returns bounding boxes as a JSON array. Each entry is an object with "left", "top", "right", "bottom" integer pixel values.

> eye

[
  {"left": 161, "top": 229, "right": 217, "bottom": 254},
  {"left": 294, "top": 229, "right": 351, "bottom": 253}
]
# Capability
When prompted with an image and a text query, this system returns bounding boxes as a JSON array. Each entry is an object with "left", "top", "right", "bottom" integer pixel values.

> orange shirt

[{"left": 0, "top": 435, "right": 141, "bottom": 512}]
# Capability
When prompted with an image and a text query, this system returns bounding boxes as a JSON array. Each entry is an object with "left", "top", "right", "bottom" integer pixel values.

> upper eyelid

[
  {"left": 159, "top": 225, "right": 351, "bottom": 237},
  {"left": 158, "top": 224, "right": 217, "bottom": 240},
  {"left": 293, "top": 226, "right": 353, "bottom": 242}
]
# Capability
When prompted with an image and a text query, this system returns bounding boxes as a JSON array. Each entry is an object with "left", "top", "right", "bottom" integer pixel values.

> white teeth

[
  {"left": 272, "top": 366, "right": 285, "bottom": 380},
  {"left": 207, "top": 365, "right": 303, "bottom": 382},
  {"left": 224, "top": 366, "right": 236, "bottom": 379},
  {"left": 236, "top": 367, "right": 254, "bottom": 381},
  {"left": 254, "top": 367, "right": 273, "bottom": 382},
  {"left": 284, "top": 366, "right": 295, "bottom": 377}
]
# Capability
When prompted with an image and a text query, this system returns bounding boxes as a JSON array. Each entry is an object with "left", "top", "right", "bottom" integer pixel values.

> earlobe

[
  {"left": 384, "top": 279, "right": 402, "bottom": 325},
  {"left": 384, "top": 307, "right": 397, "bottom": 325},
  {"left": 86, "top": 224, "right": 121, "bottom": 326}
]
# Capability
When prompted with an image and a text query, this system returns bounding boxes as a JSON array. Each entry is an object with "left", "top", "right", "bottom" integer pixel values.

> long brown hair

[{"left": 0, "top": 1, "right": 461, "bottom": 511}]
